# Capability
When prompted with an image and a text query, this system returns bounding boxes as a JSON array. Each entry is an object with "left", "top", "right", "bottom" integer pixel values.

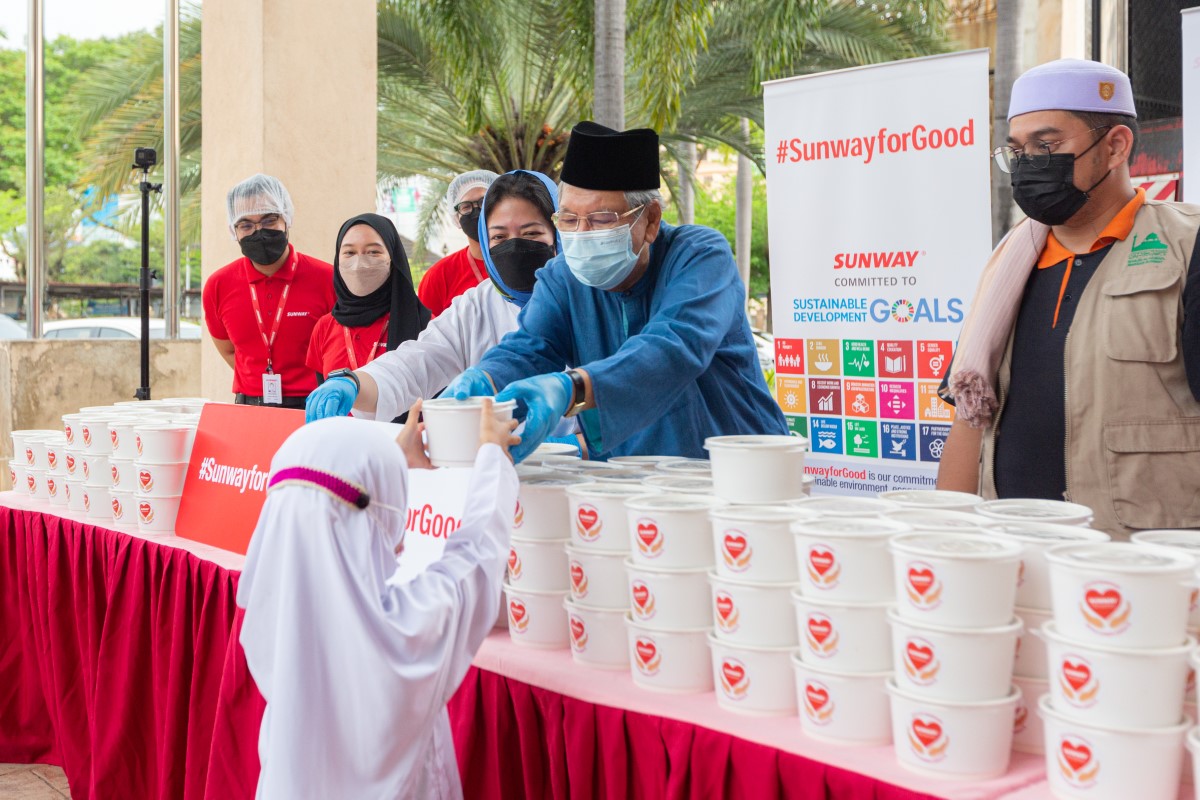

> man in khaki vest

[{"left": 937, "top": 59, "right": 1200, "bottom": 538}]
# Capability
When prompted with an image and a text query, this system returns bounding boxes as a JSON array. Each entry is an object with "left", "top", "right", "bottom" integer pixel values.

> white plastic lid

[
  {"left": 1131, "top": 530, "right": 1200, "bottom": 553},
  {"left": 590, "top": 469, "right": 656, "bottom": 484},
  {"left": 1045, "top": 542, "right": 1195, "bottom": 573},
  {"left": 880, "top": 489, "right": 984, "bottom": 508},
  {"left": 133, "top": 423, "right": 195, "bottom": 433},
  {"left": 554, "top": 461, "right": 626, "bottom": 473},
  {"left": 792, "top": 516, "right": 911, "bottom": 538},
  {"left": 566, "top": 482, "right": 653, "bottom": 498},
  {"left": 624, "top": 492, "right": 725, "bottom": 512},
  {"left": 987, "top": 521, "right": 1110, "bottom": 545},
  {"left": 975, "top": 498, "right": 1093, "bottom": 522},
  {"left": 531, "top": 442, "right": 579, "bottom": 457},
  {"left": 655, "top": 459, "right": 713, "bottom": 475},
  {"left": 887, "top": 509, "right": 986, "bottom": 532},
  {"left": 641, "top": 475, "right": 714, "bottom": 494},
  {"left": 520, "top": 473, "right": 593, "bottom": 488},
  {"left": 422, "top": 397, "right": 517, "bottom": 412},
  {"left": 608, "top": 455, "right": 678, "bottom": 467},
  {"left": 891, "top": 532, "right": 1022, "bottom": 560},
  {"left": 711, "top": 505, "right": 813, "bottom": 524},
  {"left": 704, "top": 434, "right": 810, "bottom": 452},
  {"left": 788, "top": 496, "right": 901, "bottom": 516}
]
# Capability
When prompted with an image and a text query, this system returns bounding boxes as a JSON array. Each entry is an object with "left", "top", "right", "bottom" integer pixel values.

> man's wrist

[
  {"left": 326, "top": 369, "right": 360, "bottom": 393},
  {"left": 564, "top": 369, "right": 587, "bottom": 417}
]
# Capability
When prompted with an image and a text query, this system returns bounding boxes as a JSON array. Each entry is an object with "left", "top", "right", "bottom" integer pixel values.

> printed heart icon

[
  {"left": 715, "top": 593, "right": 735, "bottom": 621},
  {"left": 805, "top": 683, "right": 829, "bottom": 710},
  {"left": 1062, "top": 661, "right": 1091, "bottom": 691},
  {"left": 111, "top": 465, "right": 119, "bottom": 484},
  {"left": 809, "top": 549, "right": 835, "bottom": 576},
  {"left": 807, "top": 616, "right": 833, "bottom": 644},
  {"left": 1061, "top": 740, "right": 1091, "bottom": 771},
  {"left": 908, "top": 567, "right": 935, "bottom": 596},
  {"left": 637, "top": 522, "right": 659, "bottom": 548},
  {"left": 138, "top": 502, "right": 153, "bottom": 523},
  {"left": 722, "top": 661, "right": 746, "bottom": 687},
  {"left": 139, "top": 470, "right": 152, "bottom": 491},
  {"left": 632, "top": 583, "right": 651, "bottom": 609},
  {"left": 509, "top": 600, "right": 527, "bottom": 623},
  {"left": 64, "top": 425, "right": 73, "bottom": 444},
  {"left": 906, "top": 641, "right": 935, "bottom": 671},
  {"left": 65, "top": 454, "right": 75, "bottom": 471},
  {"left": 110, "top": 429, "right": 119, "bottom": 447},
  {"left": 111, "top": 497, "right": 121, "bottom": 517},
  {"left": 508, "top": 549, "right": 519, "bottom": 572},
  {"left": 912, "top": 718, "right": 942, "bottom": 748},
  {"left": 570, "top": 618, "right": 585, "bottom": 641},
  {"left": 136, "top": 435, "right": 143, "bottom": 455},
  {"left": 570, "top": 563, "right": 585, "bottom": 588},
  {"left": 1085, "top": 589, "right": 1121, "bottom": 619},
  {"left": 47, "top": 451, "right": 57, "bottom": 469},
  {"left": 26, "top": 475, "right": 35, "bottom": 491},
  {"left": 82, "top": 427, "right": 91, "bottom": 446},
  {"left": 578, "top": 507, "right": 599, "bottom": 529},
  {"left": 24, "top": 447, "right": 33, "bottom": 465},
  {"left": 635, "top": 639, "right": 657, "bottom": 665},
  {"left": 723, "top": 534, "right": 748, "bottom": 559}
]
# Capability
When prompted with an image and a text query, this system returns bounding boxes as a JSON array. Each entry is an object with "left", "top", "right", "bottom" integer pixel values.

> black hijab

[{"left": 331, "top": 213, "right": 430, "bottom": 349}]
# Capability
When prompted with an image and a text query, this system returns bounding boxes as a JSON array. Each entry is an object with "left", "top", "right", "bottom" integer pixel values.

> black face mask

[
  {"left": 489, "top": 238, "right": 555, "bottom": 293},
  {"left": 459, "top": 209, "right": 482, "bottom": 242},
  {"left": 1010, "top": 135, "right": 1111, "bottom": 226},
  {"left": 239, "top": 228, "right": 290, "bottom": 266}
]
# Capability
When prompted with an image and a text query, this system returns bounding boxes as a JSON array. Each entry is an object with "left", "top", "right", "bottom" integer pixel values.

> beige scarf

[{"left": 942, "top": 218, "right": 1050, "bottom": 428}]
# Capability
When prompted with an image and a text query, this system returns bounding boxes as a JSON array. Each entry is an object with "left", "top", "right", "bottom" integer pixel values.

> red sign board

[{"left": 175, "top": 403, "right": 304, "bottom": 555}]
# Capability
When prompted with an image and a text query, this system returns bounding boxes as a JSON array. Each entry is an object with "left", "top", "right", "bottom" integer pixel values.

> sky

[{"left": 0, "top": 0, "right": 172, "bottom": 48}]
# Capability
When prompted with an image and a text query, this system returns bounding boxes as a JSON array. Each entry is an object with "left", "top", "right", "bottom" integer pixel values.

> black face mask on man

[
  {"left": 1010, "top": 133, "right": 1111, "bottom": 226},
  {"left": 488, "top": 238, "right": 555, "bottom": 293},
  {"left": 239, "top": 228, "right": 290, "bottom": 266},
  {"left": 459, "top": 209, "right": 482, "bottom": 242}
]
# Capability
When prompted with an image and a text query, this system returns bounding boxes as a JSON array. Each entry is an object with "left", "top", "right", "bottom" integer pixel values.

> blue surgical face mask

[{"left": 561, "top": 213, "right": 646, "bottom": 291}]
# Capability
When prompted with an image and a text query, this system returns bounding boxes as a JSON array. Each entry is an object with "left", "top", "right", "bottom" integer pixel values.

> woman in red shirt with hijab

[{"left": 306, "top": 213, "right": 430, "bottom": 384}]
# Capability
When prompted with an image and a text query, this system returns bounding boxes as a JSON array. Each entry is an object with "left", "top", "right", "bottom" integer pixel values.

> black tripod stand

[{"left": 134, "top": 148, "right": 161, "bottom": 401}]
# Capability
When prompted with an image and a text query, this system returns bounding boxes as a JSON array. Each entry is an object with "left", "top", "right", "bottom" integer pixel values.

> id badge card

[{"left": 262, "top": 372, "right": 283, "bottom": 405}]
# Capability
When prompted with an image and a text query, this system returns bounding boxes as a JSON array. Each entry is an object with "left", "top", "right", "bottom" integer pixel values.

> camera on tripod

[{"left": 133, "top": 147, "right": 158, "bottom": 170}]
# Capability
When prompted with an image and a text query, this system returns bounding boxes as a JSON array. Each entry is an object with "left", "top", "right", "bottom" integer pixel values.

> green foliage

[
  {"left": 691, "top": 171, "right": 772, "bottom": 297},
  {"left": 0, "top": 186, "right": 82, "bottom": 280}
]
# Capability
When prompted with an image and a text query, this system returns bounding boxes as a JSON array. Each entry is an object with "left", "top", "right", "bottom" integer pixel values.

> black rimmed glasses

[{"left": 991, "top": 125, "right": 1112, "bottom": 174}]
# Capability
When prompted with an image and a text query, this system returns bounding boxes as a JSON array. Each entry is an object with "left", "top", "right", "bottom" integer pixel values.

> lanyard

[
  {"left": 469, "top": 256, "right": 484, "bottom": 283},
  {"left": 342, "top": 319, "right": 387, "bottom": 371},
  {"left": 247, "top": 253, "right": 296, "bottom": 373}
]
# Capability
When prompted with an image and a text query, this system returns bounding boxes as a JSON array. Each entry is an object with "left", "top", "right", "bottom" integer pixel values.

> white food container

[
  {"left": 421, "top": 398, "right": 517, "bottom": 468},
  {"left": 60, "top": 415, "right": 83, "bottom": 448},
  {"left": 136, "top": 495, "right": 182, "bottom": 532},
  {"left": 25, "top": 468, "right": 48, "bottom": 500},
  {"left": 887, "top": 608, "right": 1022, "bottom": 702},
  {"left": 975, "top": 498, "right": 1094, "bottom": 527},
  {"left": 78, "top": 414, "right": 118, "bottom": 454},
  {"left": 653, "top": 458, "right": 712, "bottom": 477},
  {"left": 503, "top": 583, "right": 569, "bottom": 649},
  {"left": 63, "top": 450, "right": 80, "bottom": 479},
  {"left": 80, "top": 485, "right": 111, "bottom": 520},
  {"left": 607, "top": 455, "right": 677, "bottom": 470},
  {"left": 110, "top": 489, "right": 137, "bottom": 526},
  {"left": 788, "top": 496, "right": 901, "bottom": 517},
  {"left": 1012, "top": 674, "right": 1048, "bottom": 754},
  {"left": 708, "top": 633, "right": 797, "bottom": 716},
  {"left": 81, "top": 454, "right": 110, "bottom": 487},
  {"left": 64, "top": 478, "right": 85, "bottom": 512},
  {"left": 109, "top": 458, "right": 136, "bottom": 490},
  {"left": 566, "top": 483, "right": 651, "bottom": 552},
  {"left": 23, "top": 435, "right": 52, "bottom": 470},
  {"left": 880, "top": 490, "right": 984, "bottom": 513},
  {"left": 1039, "top": 620, "right": 1193, "bottom": 729},
  {"left": 1131, "top": 529, "right": 1200, "bottom": 629},
  {"left": 44, "top": 473, "right": 65, "bottom": 505},
  {"left": 984, "top": 522, "right": 1111, "bottom": 611},
  {"left": 708, "top": 572, "right": 798, "bottom": 647},
  {"left": 1045, "top": 542, "right": 1194, "bottom": 649},
  {"left": 507, "top": 537, "right": 570, "bottom": 591},
  {"left": 44, "top": 436, "right": 67, "bottom": 475},
  {"left": 1039, "top": 694, "right": 1187, "bottom": 800},
  {"left": 529, "top": 442, "right": 580, "bottom": 459},
  {"left": 107, "top": 419, "right": 145, "bottom": 459},
  {"left": 792, "top": 516, "right": 912, "bottom": 602},
  {"left": 885, "top": 509, "right": 987, "bottom": 534},
  {"left": 564, "top": 599, "right": 628, "bottom": 670},
  {"left": 887, "top": 679, "right": 1020, "bottom": 780},
  {"left": 565, "top": 545, "right": 627, "bottom": 609},
  {"left": 8, "top": 461, "right": 24, "bottom": 494},
  {"left": 625, "top": 559, "right": 710, "bottom": 629},
  {"left": 134, "top": 424, "right": 196, "bottom": 463},
  {"left": 515, "top": 473, "right": 593, "bottom": 541},
  {"left": 12, "top": 429, "right": 58, "bottom": 464},
  {"left": 590, "top": 469, "right": 660, "bottom": 486},
  {"left": 1014, "top": 605, "right": 1054, "bottom": 679},
  {"left": 792, "top": 589, "right": 892, "bottom": 673},
  {"left": 710, "top": 505, "right": 816, "bottom": 583},
  {"left": 890, "top": 532, "right": 1023, "bottom": 630},
  {"left": 624, "top": 493, "right": 725, "bottom": 569},
  {"left": 704, "top": 434, "right": 809, "bottom": 504},
  {"left": 793, "top": 655, "right": 892, "bottom": 745},
  {"left": 135, "top": 461, "right": 188, "bottom": 497},
  {"left": 641, "top": 475, "right": 714, "bottom": 495},
  {"left": 626, "top": 614, "right": 713, "bottom": 694}
]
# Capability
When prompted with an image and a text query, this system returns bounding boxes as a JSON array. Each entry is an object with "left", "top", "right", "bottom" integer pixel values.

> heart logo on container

[
  {"left": 569, "top": 617, "right": 587, "bottom": 649},
  {"left": 111, "top": 465, "right": 120, "bottom": 486},
  {"left": 908, "top": 714, "right": 948, "bottom": 762},
  {"left": 569, "top": 562, "right": 587, "bottom": 596},
  {"left": 635, "top": 519, "right": 663, "bottom": 557},
  {"left": 722, "top": 532, "right": 752, "bottom": 571},
  {"left": 110, "top": 429, "right": 119, "bottom": 447},
  {"left": 512, "top": 501, "right": 524, "bottom": 528},
  {"left": 47, "top": 451, "right": 57, "bottom": 470},
  {"left": 65, "top": 454, "right": 76, "bottom": 472},
  {"left": 908, "top": 568, "right": 935, "bottom": 595},
  {"left": 26, "top": 475, "right": 35, "bottom": 492},
  {"left": 1057, "top": 735, "right": 1100, "bottom": 788},
  {"left": 24, "top": 448, "right": 34, "bottom": 466},
  {"left": 1062, "top": 660, "right": 1091, "bottom": 691},
  {"left": 65, "top": 425, "right": 73, "bottom": 445},
  {"left": 576, "top": 505, "right": 601, "bottom": 540},
  {"left": 46, "top": 478, "right": 56, "bottom": 497},
  {"left": 139, "top": 502, "right": 154, "bottom": 524},
  {"left": 715, "top": 592, "right": 741, "bottom": 633},
  {"left": 1084, "top": 589, "right": 1120, "bottom": 619},
  {"left": 802, "top": 680, "right": 833, "bottom": 723},
  {"left": 720, "top": 659, "right": 749, "bottom": 698},
  {"left": 805, "top": 683, "right": 829, "bottom": 711},
  {"left": 136, "top": 435, "right": 143, "bottom": 456},
  {"left": 634, "top": 637, "right": 661, "bottom": 674},
  {"left": 631, "top": 582, "right": 655, "bottom": 617},
  {"left": 507, "top": 549, "right": 522, "bottom": 580},
  {"left": 809, "top": 549, "right": 834, "bottom": 575},
  {"left": 807, "top": 616, "right": 833, "bottom": 644},
  {"left": 1061, "top": 741, "right": 1091, "bottom": 771},
  {"left": 906, "top": 641, "right": 934, "bottom": 670},
  {"left": 82, "top": 427, "right": 92, "bottom": 447},
  {"left": 1079, "top": 581, "right": 1130, "bottom": 634},
  {"left": 139, "top": 470, "right": 153, "bottom": 491},
  {"left": 806, "top": 545, "right": 841, "bottom": 587},
  {"left": 912, "top": 719, "right": 941, "bottom": 747},
  {"left": 8, "top": 467, "right": 13, "bottom": 485},
  {"left": 903, "top": 637, "right": 939, "bottom": 684},
  {"left": 111, "top": 497, "right": 122, "bottom": 519},
  {"left": 508, "top": 600, "right": 529, "bottom": 632},
  {"left": 905, "top": 561, "right": 943, "bottom": 609}
]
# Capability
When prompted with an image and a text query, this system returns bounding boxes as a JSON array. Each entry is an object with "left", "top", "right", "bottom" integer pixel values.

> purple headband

[{"left": 268, "top": 466, "right": 371, "bottom": 509}]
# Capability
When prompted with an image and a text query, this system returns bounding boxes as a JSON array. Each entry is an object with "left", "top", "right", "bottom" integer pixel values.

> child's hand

[
  {"left": 395, "top": 399, "right": 433, "bottom": 470},
  {"left": 479, "top": 398, "right": 520, "bottom": 461}
]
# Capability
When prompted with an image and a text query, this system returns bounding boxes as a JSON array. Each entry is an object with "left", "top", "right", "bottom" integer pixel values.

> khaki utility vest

[{"left": 981, "top": 200, "right": 1200, "bottom": 538}]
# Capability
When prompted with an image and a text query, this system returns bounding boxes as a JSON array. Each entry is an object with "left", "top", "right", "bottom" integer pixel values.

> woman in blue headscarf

[{"left": 305, "top": 170, "right": 565, "bottom": 425}]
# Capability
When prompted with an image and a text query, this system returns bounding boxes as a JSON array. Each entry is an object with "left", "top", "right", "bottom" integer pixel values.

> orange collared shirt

[{"left": 1036, "top": 188, "right": 1146, "bottom": 328}]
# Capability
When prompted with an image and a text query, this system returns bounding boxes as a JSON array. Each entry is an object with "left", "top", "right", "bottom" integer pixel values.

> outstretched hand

[
  {"left": 479, "top": 398, "right": 520, "bottom": 462},
  {"left": 395, "top": 399, "right": 433, "bottom": 470}
]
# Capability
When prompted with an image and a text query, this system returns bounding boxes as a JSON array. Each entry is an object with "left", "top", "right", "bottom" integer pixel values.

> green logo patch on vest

[{"left": 1128, "top": 232, "right": 1169, "bottom": 266}]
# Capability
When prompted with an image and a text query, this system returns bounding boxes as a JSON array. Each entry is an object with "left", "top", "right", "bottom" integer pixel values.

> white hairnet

[
  {"left": 227, "top": 174, "right": 295, "bottom": 230},
  {"left": 445, "top": 170, "right": 499, "bottom": 208}
]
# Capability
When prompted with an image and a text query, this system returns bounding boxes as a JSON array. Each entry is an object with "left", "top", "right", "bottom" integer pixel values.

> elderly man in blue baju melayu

[{"left": 444, "top": 121, "right": 787, "bottom": 462}]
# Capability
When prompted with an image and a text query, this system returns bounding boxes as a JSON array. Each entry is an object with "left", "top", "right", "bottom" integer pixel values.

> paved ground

[{"left": 0, "top": 764, "right": 71, "bottom": 799}]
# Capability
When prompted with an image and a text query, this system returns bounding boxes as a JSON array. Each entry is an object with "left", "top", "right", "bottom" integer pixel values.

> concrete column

[{"left": 199, "top": 0, "right": 376, "bottom": 401}]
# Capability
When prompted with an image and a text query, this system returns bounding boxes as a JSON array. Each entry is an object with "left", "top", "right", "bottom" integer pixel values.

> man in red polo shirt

[
  {"left": 417, "top": 169, "right": 498, "bottom": 316},
  {"left": 202, "top": 174, "right": 335, "bottom": 408}
]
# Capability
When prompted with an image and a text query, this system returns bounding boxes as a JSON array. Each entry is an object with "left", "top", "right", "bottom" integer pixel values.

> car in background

[
  {"left": 0, "top": 315, "right": 28, "bottom": 339},
  {"left": 41, "top": 317, "right": 202, "bottom": 340}
]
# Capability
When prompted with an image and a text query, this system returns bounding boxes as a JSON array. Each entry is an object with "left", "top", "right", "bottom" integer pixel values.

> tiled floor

[{"left": 0, "top": 764, "right": 71, "bottom": 799}]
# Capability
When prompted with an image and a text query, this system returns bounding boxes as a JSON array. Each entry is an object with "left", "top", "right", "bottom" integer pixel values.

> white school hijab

[{"left": 238, "top": 416, "right": 516, "bottom": 800}]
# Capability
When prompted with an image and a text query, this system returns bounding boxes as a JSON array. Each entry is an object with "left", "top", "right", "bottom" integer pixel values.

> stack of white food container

[
  {"left": 40, "top": 433, "right": 69, "bottom": 507},
  {"left": 503, "top": 472, "right": 593, "bottom": 650},
  {"left": 10, "top": 430, "right": 59, "bottom": 501},
  {"left": 129, "top": 417, "right": 198, "bottom": 533},
  {"left": 622, "top": 491, "right": 724, "bottom": 693},
  {"left": 1038, "top": 542, "right": 1194, "bottom": 800},
  {"left": 976, "top": 498, "right": 1095, "bottom": 527},
  {"left": 886, "top": 531, "right": 1024, "bottom": 779},
  {"left": 983, "top": 521, "right": 1111, "bottom": 755},
  {"left": 558, "top": 480, "right": 646, "bottom": 667},
  {"left": 791, "top": 515, "right": 910, "bottom": 744}
]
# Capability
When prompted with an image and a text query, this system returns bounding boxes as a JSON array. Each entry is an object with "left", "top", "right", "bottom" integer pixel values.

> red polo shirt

[
  {"left": 305, "top": 313, "right": 390, "bottom": 377},
  {"left": 202, "top": 246, "right": 335, "bottom": 396},
  {"left": 417, "top": 246, "right": 486, "bottom": 317}
]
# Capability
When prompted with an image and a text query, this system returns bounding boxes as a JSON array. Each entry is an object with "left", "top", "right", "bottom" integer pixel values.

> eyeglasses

[
  {"left": 992, "top": 126, "right": 1112, "bottom": 174},
  {"left": 453, "top": 200, "right": 482, "bottom": 216},
  {"left": 551, "top": 204, "right": 646, "bottom": 233},
  {"left": 234, "top": 213, "right": 284, "bottom": 236}
]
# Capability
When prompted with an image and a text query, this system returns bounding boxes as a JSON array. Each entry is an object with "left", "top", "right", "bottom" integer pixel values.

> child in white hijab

[{"left": 237, "top": 400, "right": 518, "bottom": 800}]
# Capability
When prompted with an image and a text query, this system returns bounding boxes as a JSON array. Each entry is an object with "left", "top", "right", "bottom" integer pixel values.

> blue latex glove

[
  {"left": 545, "top": 434, "right": 582, "bottom": 457},
  {"left": 444, "top": 367, "right": 495, "bottom": 400},
  {"left": 305, "top": 376, "right": 357, "bottom": 423},
  {"left": 495, "top": 372, "right": 573, "bottom": 463}
]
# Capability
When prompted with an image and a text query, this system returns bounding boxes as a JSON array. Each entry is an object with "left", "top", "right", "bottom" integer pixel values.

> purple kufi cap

[{"left": 1008, "top": 59, "right": 1136, "bottom": 121}]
